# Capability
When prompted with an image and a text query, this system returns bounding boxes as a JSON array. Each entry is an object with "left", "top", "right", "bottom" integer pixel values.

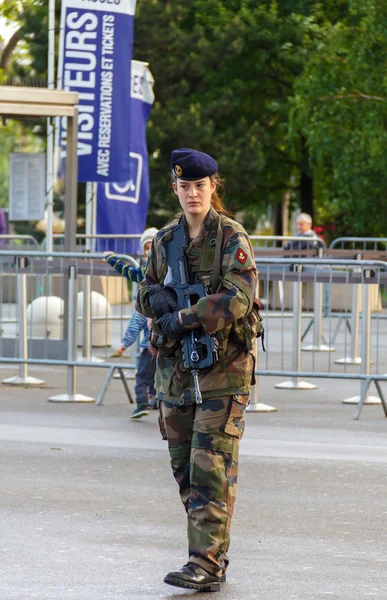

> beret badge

[{"left": 174, "top": 164, "right": 183, "bottom": 177}]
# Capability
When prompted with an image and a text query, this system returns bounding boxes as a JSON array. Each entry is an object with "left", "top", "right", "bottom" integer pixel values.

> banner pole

[
  {"left": 45, "top": 0, "right": 55, "bottom": 255},
  {"left": 79, "top": 183, "right": 103, "bottom": 363}
]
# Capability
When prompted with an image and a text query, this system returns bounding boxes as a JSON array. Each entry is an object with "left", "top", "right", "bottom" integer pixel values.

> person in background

[
  {"left": 104, "top": 228, "right": 158, "bottom": 419},
  {"left": 284, "top": 212, "right": 320, "bottom": 250}
]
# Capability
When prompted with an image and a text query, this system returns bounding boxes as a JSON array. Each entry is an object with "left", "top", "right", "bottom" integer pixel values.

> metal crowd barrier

[
  {"left": 1, "top": 249, "right": 387, "bottom": 420},
  {"left": 251, "top": 257, "right": 387, "bottom": 419},
  {"left": 330, "top": 237, "right": 387, "bottom": 251},
  {"left": 0, "top": 234, "right": 39, "bottom": 250},
  {"left": 40, "top": 233, "right": 143, "bottom": 256},
  {"left": 0, "top": 250, "right": 140, "bottom": 402},
  {"left": 250, "top": 235, "right": 326, "bottom": 250},
  {"left": 43, "top": 233, "right": 326, "bottom": 254},
  {"left": 327, "top": 238, "right": 387, "bottom": 345}
]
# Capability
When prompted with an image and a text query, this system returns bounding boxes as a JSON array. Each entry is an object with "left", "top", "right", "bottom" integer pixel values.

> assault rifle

[{"left": 163, "top": 224, "right": 217, "bottom": 404}]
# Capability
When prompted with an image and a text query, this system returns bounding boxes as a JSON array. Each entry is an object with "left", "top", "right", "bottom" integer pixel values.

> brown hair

[
  {"left": 171, "top": 172, "right": 232, "bottom": 216},
  {"left": 210, "top": 174, "right": 231, "bottom": 216}
]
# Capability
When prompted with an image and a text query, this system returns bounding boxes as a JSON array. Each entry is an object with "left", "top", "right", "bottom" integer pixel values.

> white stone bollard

[
  {"left": 77, "top": 291, "right": 112, "bottom": 348},
  {"left": 26, "top": 296, "right": 64, "bottom": 339}
]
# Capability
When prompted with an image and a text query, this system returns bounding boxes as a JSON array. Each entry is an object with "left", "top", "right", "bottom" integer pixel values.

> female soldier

[{"left": 137, "top": 148, "right": 259, "bottom": 592}]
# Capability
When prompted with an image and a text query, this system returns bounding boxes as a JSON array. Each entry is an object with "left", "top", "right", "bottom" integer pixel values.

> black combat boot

[{"left": 164, "top": 562, "right": 222, "bottom": 592}]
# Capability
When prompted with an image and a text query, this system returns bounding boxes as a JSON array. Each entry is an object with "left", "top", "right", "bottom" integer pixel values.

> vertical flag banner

[
  {"left": 96, "top": 61, "right": 155, "bottom": 253},
  {"left": 57, "top": 0, "right": 137, "bottom": 182}
]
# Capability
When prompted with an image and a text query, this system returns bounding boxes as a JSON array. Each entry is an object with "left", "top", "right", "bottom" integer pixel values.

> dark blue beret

[{"left": 171, "top": 148, "right": 218, "bottom": 180}]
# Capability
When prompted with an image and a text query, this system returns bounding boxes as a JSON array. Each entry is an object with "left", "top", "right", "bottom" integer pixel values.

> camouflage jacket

[{"left": 136, "top": 207, "right": 258, "bottom": 404}]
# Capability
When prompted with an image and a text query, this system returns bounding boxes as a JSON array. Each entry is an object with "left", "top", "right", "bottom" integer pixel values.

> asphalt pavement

[{"left": 1, "top": 364, "right": 387, "bottom": 600}]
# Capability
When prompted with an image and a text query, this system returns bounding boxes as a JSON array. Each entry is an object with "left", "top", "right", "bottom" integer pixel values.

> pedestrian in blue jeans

[
  {"left": 104, "top": 227, "right": 158, "bottom": 418},
  {"left": 117, "top": 309, "right": 156, "bottom": 418}
]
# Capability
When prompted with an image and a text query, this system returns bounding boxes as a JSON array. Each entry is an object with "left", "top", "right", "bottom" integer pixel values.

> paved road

[{"left": 1, "top": 365, "right": 387, "bottom": 599}]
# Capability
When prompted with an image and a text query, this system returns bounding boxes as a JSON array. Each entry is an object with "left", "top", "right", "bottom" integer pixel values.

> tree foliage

[
  {"left": 1, "top": 0, "right": 386, "bottom": 236},
  {"left": 0, "top": 0, "right": 61, "bottom": 77},
  {"left": 290, "top": 0, "right": 387, "bottom": 236},
  {"left": 134, "top": 1, "right": 312, "bottom": 229}
]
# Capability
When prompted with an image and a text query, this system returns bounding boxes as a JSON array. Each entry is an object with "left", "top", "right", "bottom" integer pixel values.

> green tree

[
  {"left": 290, "top": 0, "right": 387, "bottom": 236},
  {"left": 134, "top": 0, "right": 354, "bottom": 231},
  {"left": 2, "top": 0, "right": 386, "bottom": 237},
  {"left": 1, "top": 0, "right": 61, "bottom": 78},
  {"left": 134, "top": 2, "right": 300, "bottom": 230}
]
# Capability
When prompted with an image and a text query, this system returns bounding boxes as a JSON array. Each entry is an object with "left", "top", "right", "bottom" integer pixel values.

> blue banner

[
  {"left": 96, "top": 61, "right": 154, "bottom": 253},
  {"left": 57, "top": 0, "right": 136, "bottom": 182}
]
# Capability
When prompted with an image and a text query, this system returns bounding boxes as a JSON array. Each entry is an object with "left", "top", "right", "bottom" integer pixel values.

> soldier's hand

[
  {"left": 148, "top": 284, "right": 179, "bottom": 318},
  {"left": 103, "top": 251, "right": 115, "bottom": 257},
  {"left": 156, "top": 312, "right": 185, "bottom": 340}
]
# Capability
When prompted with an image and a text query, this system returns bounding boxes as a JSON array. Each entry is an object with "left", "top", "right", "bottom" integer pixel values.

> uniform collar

[{"left": 181, "top": 206, "right": 220, "bottom": 243}]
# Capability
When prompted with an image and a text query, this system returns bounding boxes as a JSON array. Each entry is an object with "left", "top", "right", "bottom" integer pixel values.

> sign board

[
  {"left": 9, "top": 153, "right": 46, "bottom": 221},
  {"left": 57, "top": 0, "right": 137, "bottom": 182},
  {"left": 96, "top": 61, "right": 155, "bottom": 253}
]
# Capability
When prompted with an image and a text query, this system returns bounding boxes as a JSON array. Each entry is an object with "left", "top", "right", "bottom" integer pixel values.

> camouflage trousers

[{"left": 159, "top": 395, "right": 249, "bottom": 577}]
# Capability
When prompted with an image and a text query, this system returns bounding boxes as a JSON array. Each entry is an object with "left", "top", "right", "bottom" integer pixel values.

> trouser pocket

[{"left": 223, "top": 395, "right": 249, "bottom": 439}]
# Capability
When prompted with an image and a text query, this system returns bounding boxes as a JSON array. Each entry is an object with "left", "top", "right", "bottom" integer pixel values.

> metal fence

[
  {"left": 330, "top": 237, "right": 387, "bottom": 251},
  {"left": 41, "top": 234, "right": 143, "bottom": 256},
  {"left": 41, "top": 233, "right": 327, "bottom": 255},
  {"left": 0, "top": 250, "right": 140, "bottom": 403},
  {"left": 1, "top": 249, "right": 387, "bottom": 419},
  {"left": 0, "top": 235, "right": 40, "bottom": 251},
  {"left": 16, "top": 232, "right": 387, "bottom": 252},
  {"left": 250, "top": 235, "right": 326, "bottom": 252},
  {"left": 255, "top": 257, "right": 387, "bottom": 418}
]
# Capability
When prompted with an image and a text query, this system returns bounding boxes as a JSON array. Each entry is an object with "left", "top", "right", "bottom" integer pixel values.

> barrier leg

[
  {"left": 118, "top": 368, "right": 134, "bottom": 404},
  {"left": 77, "top": 186, "right": 104, "bottom": 364},
  {"left": 301, "top": 318, "right": 313, "bottom": 342},
  {"left": 77, "top": 274, "right": 104, "bottom": 363},
  {"left": 336, "top": 276, "right": 361, "bottom": 365},
  {"left": 352, "top": 378, "right": 371, "bottom": 420},
  {"left": 343, "top": 271, "right": 380, "bottom": 408},
  {"left": 330, "top": 316, "right": 342, "bottom": 345},
  {"left": 49, "top": 265, "right": 94, "bottom": 402},
  {"left": 374, "top": 380, "right": 387, "bottom": 417},
  {"left": 247, "top": 338, "right": 277, "bottom": 413},
  {"left": 2, "top": 267, "right": 45, "bottom": 386},
  {"left": 96, "top": 365, "right": 115, "bottom": 405},
  {"left": 97, "top": 366, "right": 134, "bottom": 406},
  {"left": 275, "top": 267, "right": 317, "bottom": 390},
  {"left": 83, "top": 273, "right": 91, "bottom": 360},
  {"left": 302, "top": 282, "right": 335, "bottom": 352}
]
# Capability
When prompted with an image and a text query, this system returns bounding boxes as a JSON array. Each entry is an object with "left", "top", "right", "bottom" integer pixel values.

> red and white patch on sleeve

[{"left": 236, "top": 247, "right": 247, "bottom": 264}]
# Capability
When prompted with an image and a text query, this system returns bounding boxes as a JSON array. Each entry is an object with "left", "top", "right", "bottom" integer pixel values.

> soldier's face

[{"left": 173, "top": 177, "right": 217, "bottom": 218}]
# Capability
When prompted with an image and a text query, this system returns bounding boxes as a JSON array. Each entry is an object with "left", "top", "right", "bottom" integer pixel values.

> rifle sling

[
  {"left": 211, "top": 216, "right": 223, "bottom": 294},
  {"left": 210, "top": 216, "right": 227, "bottom": 372}
]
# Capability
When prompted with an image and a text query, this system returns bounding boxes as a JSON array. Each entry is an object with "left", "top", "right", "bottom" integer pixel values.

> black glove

[
  {"left": 147, "top": 284, "right": 179, "bottom": 318},
  {"left": 156, "top": 312, "right": 185, "bottom": 340}
]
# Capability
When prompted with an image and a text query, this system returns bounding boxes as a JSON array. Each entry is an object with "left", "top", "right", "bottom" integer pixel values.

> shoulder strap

[{"left": 210, "top": 216, "right": 224, "bottom": 294}]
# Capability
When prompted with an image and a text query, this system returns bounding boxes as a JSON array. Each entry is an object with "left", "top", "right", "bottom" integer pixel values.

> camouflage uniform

[{"left": 137, "top": 206, "right": 258, "bottom": 577}]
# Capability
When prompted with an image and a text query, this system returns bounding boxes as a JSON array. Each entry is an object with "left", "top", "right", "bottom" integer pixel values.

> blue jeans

[{"left": 134, "top": 348, "right": 156, "bottom": 406}]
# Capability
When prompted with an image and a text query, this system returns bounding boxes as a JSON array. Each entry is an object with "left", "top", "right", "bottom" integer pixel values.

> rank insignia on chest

[{"left": 236, "top": 248, "right": 247, "bottom": 264}]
